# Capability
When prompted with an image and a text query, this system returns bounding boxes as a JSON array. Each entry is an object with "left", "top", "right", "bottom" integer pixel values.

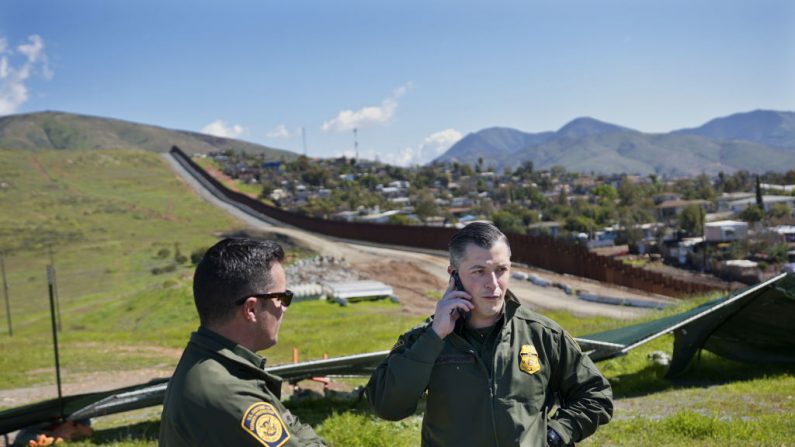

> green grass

[
  {"left": 585, "top": 411, "right": 795, "bottom": 446},
  {"left": 0, "top": 149, "right": 244, "bottom": 388}
]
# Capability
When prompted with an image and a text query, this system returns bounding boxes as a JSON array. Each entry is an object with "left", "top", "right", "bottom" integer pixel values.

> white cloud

[
  {"left": 266, "top": 124, "right": 297, "bottom": 139},
  {"left": 321, "top": 82, "right": 412, "bottom": 133},
  {"left": 423, "top": 128, "right": 463, "bottom": 155},
  {"left": 385, "top": 128, "right": 463, "bottom": 167},
  {"left": 18, "top": 35, "right": 45, "bottom": 63},
  {"left": 389, "top": 147, "right": 421, "bottom": 167},
  {"left": 201, "top": 120, "right": 247, "bottom": 139},
  {"left": 0, "top": 34, "right": 53, "bottom": 115}
]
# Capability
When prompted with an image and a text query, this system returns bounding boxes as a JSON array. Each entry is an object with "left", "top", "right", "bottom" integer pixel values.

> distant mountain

[
  {"left": 440, "top": 127, "right": 554, "bottom": 163},
  {"left": 0, "top": 111, "right": 298, "bottom": 160},
  {"left": 674, "top": 110, "right": 795, "bottom": 148},
  {"left": 433, "top": 111, "right": 795, "bottom": 176},
  {"left": 555, "top": 117, "right": 632, "bottom": 139}
]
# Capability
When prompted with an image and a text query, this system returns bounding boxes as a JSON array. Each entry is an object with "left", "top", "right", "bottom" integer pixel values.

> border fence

[{"left": 170, "top": 146, "right": 721, "bottom": 298}]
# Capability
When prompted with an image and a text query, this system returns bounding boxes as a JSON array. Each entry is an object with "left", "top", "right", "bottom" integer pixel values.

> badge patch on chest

[
  {"left": 519, "top": 344, "right": 542, "bottom": 375},
  {"left": 241, "top": 402, "right": 291, "bottom": 447}
]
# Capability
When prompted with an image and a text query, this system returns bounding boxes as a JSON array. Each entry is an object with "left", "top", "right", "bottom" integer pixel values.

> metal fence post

[{"left": 1, "top": 252, "right": 11, "bottom": 337}]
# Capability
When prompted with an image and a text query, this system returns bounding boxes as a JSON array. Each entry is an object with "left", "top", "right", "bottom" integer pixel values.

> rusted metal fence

[{"left": 171, "top": 146, "right": 720, "bottom": 298}]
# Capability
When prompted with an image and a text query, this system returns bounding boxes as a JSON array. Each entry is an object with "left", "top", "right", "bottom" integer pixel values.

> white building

[
  {"left": 704, "top": 220, "right": 748, "bottom": 242},
  {"left": 727, "top": 195, "right": 795, "bottom": 213},
  {"left": 761, "top": 183, "right": 795, "bottom": 194}
]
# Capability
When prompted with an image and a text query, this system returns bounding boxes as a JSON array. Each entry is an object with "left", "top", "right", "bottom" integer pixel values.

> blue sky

[{"left": 2, "top": 0, "right": 794, "bottom": 165}]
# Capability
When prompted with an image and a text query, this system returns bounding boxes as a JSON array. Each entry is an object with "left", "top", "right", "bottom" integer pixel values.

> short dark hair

[
  {"left": 193, "top": 238, "right": 285, "bottom": 326},
  {"left": 449, "top": 222, "right": 511, "bottom": 268}
]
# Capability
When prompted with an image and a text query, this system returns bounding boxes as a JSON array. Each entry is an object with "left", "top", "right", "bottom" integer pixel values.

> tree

[
  {"left": 492, "top": 211, "right": 525, "bottom": 235},
  {"left": 514, "top": 160, "right": 534, "bottom": 179},
  {"left": 387, "top": 214, "right": 413, "bottom": 225},
  {"left": 768, "top": 203, "right": 792, "bottom": 220},
  {"left": 300, "top": 197, "right": 337, "bottom": 218},
  {"left": 618, "top": 176, "right": 641, "bottom": 207},
  {"left": 556, "top": 189, "right": 568, "bottom": 206},
  {"left": 565, "top": 215, "right": 595, "bottom": 235},
  {"left": 476, "top": 198, "right": 495, "bottom": 217},
  {"left": 739, "top": 205, "right": 764, "bottom": 223},
  {"left": 357, "top": 174, "right": 380, "bottom": 190},
  {"left": 592, "top": 184, "right": 618, "bottom": 206},
  {"left": 259, "top": 179, "right": 275, "bottom": 199},
  {"left": 679, "top": 204, "right": 705, "bottom": 236},
  {"left": 413, "top": 191, "right": 439, "bottom": 223}
]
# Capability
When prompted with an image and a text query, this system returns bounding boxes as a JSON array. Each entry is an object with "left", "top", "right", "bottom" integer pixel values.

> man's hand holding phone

[{"left": 431, "top": 272, "right": 474, "bottom": 339}]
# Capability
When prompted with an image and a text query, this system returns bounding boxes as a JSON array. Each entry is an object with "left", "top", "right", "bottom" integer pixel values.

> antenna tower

[
  {"left": 301, "top": 127, "right": 307, "bottom": 156},
  {"left": 353, "top": 128, "right": 359, "bottom": 161}
]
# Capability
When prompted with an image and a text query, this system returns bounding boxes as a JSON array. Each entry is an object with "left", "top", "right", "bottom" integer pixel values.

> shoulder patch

[{"left": 240, "top": 402, "right": 291, "bottom": 447}]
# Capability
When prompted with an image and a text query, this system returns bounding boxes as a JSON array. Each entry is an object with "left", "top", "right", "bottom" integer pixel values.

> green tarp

[{"left": 577, "top": 273, "right": 795, "bottom": 376}]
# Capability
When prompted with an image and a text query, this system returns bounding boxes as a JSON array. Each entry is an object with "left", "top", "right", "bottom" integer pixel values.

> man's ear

[
  {"left": 240, "top": 298, "right": 258, "bottom": 322},
  {"left": 447, "top": 265, "right": 454, "bottom": 275}
]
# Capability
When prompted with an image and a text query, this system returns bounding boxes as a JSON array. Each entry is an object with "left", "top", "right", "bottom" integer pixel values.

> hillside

[
  {"left": 0, "top": 111, "right": 299, "bottom": 160},
  {"left": 675, "top": 109, "right": 795, "bottom": 148},
  {"left": 0, "top": 148, "right": 421, "bottom": 390},
  {"left": 434, "top": 110, "right": 795, "bottom": 175}
]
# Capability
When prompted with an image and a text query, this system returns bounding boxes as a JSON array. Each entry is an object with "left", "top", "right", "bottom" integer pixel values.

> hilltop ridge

[{"left": 0, "top": 111, "right": 298, "bottom": 160}]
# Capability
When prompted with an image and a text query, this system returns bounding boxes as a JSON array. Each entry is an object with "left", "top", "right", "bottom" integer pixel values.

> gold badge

[
  {"left": 519, "top": 344, "right": 542, "bottom": 375},
  {"left": 241, "top": 402, "right": 291, "bottom": 447}
]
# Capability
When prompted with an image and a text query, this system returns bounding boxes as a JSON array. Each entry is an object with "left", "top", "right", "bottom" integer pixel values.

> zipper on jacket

[{"left": 468, "top": 348, "right": 501, "bottom": 447}]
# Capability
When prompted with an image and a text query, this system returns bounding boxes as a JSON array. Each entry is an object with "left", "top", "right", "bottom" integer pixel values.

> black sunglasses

[{"left": 235, "top": 290, "right": 294, "bottom": 307}]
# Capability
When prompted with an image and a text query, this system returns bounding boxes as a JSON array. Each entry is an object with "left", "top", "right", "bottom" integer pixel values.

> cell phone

[
  {"left": 451, "top": 271, "right": 471, "bottom": 325},
  {"left": 451, "top": 271, "right": 465, "bottom": 292}
]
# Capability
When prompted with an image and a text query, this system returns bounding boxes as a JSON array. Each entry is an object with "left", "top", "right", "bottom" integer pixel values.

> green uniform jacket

[
  {"left": 366, "top": 292, "right": 613, "bottom": 446},
  {"left": 159, "top": 327, "right": 325, "bottom": 447}
]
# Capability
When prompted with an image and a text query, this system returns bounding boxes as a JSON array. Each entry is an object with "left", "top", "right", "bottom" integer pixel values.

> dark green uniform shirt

[
  {"left": 366, "top": 292, "right": 613, "bottom": 446},
  {"left": 159, "top": 327, "right": 325, "bottom": 447}
]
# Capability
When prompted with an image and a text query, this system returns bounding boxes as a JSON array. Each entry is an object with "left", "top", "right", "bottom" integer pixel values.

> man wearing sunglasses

[{"left": 160, "top": 238, "right": 325, "bottom": 446}]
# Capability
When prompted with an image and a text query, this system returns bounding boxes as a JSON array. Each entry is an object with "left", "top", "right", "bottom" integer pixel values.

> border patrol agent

[
  {"left": 367, "top": 223, "right": 613, "bottom": 446},
  {"left": 159, "top": 238, "right": 325, "bottom": 447}
]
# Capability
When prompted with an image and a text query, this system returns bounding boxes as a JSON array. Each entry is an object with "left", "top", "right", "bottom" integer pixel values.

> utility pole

[
  {"left": 1, "top": 252, "right": 11, "bottom": 336},
  {"left": 301, "top": 127, "right": 307, "bottom": 156}
]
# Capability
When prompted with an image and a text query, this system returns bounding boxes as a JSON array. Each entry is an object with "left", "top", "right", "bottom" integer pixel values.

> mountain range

[
  {"left": 434, "top": 110, "right": 795, "bottom": 176},
  {"left": 0, "top": 111, "right": 297, "bottom": 160},
  {"left": 1, "top": 109, "right": 793, "bottom": 176}
]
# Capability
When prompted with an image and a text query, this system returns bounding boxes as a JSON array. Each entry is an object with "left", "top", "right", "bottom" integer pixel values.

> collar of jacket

[
  {"left": 190, "top": 326, "right": 284, "bottom": 397},
  {"left": 448, "top": 289, "right": 523, "bottom": 347}
]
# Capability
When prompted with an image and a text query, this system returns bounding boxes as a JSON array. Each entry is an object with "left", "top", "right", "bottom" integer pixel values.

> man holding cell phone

[{"left": 366, "top": 222, "right": 613, "bottom": 446}]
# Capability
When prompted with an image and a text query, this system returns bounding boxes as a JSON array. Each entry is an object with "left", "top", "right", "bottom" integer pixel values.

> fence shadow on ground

[{"left": 610, "top": 352, "right": 795, "bottom": 399}]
